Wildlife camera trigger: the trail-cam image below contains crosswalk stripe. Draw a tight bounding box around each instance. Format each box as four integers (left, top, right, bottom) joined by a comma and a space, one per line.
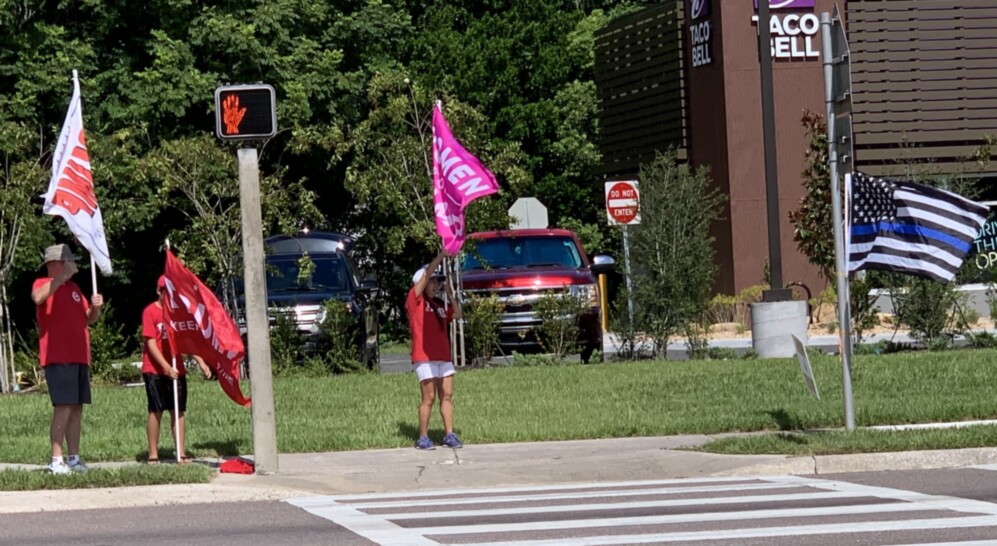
350, 482, 799, 510
410, 501, 931, 535
771, 475, 997, 516
319, 477, 763, 503
285, 500, 438, 546
381, 491, 865, 520
459, 515, 997, 546
884, 542, 997, 546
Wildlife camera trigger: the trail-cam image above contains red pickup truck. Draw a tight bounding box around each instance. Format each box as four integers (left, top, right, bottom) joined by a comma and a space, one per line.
460, 228, 615, 362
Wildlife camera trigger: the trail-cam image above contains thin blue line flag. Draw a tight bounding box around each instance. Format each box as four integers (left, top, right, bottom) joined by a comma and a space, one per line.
847, 172, 988, 283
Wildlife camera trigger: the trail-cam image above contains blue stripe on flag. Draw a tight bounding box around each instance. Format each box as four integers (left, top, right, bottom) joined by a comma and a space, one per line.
851, 222, 972, 253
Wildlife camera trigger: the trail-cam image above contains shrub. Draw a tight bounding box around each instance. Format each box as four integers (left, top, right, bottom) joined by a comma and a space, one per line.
461, 293, 502, 366
629, 150, 726, 357
511, 352, 562, 367
89, 304, 129, 382
268, 310, 310, 376
317, 299, 365, 374
707, 294, 738, 324
610, 285, 649, 361
706, 347, 739, 360
685, 322, 709, 360
534, 289, 588, 361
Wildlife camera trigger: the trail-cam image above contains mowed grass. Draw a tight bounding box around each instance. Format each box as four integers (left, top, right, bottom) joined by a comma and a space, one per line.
0, 464, 213, 491
698, 426, 997, 456
3, 349, 997, 464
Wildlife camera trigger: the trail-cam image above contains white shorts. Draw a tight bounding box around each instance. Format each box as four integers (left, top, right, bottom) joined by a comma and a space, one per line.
414, 361, 456, 382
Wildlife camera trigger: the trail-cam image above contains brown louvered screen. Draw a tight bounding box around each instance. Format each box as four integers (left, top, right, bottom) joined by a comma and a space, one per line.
594, 2, 687, 179
849, 0, 997, 176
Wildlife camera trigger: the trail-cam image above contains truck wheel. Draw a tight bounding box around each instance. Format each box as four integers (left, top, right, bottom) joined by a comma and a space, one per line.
580, 344, 602, 364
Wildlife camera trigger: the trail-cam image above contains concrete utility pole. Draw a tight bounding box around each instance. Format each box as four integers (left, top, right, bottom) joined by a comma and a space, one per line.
238, 147, 279, 473
216, 83, 280, 473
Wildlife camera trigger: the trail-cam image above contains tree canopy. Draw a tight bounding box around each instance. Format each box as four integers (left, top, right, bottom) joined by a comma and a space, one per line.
0, 0, 645, 351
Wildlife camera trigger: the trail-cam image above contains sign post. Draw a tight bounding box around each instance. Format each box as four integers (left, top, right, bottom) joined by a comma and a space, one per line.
822, 8, 856, 432
215, 83, 279, 473
606, 181, 641, 324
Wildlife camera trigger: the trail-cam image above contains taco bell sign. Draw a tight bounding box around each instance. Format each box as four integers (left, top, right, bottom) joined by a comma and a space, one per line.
754, 0, 816, 8
688, 0, 713, 67
752, 0, 820, 60
690, 0, 710, 19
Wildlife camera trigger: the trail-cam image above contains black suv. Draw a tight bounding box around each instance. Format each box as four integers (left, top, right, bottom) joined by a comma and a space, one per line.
240, 231, 379, 369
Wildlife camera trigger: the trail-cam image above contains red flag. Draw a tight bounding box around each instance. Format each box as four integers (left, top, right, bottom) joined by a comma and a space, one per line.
162, 249, 250, 407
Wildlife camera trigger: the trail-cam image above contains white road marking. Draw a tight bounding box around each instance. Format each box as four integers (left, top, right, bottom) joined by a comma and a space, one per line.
348, 482, 795, 510
323, 477, 763, 502
410, 502, 931, 536
381, 491, 865, 520
462, 516, 997, 546
285, 499, 440, 546
287, 475, 997, 546
771, 475, 997, 516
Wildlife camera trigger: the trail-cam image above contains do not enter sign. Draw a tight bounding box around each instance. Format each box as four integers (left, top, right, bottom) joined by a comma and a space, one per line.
605, 181, 640, 225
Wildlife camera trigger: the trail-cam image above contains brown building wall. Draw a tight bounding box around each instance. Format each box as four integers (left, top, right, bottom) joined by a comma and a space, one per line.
595, 1, 996, 301
686, 0, 833, 298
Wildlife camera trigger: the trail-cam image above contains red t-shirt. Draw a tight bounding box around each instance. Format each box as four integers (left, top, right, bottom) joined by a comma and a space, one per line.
34, 278, 91, 367
141, 302, 182, 376
406, 287, 454, 363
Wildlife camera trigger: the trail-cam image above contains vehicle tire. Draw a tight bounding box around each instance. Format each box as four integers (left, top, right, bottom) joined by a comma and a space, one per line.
580, 343, 602, 364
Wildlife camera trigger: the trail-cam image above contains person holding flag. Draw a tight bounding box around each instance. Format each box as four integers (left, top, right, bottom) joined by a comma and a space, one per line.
32, 243, 103, 475
407, 250, 464, 450
141, 275, 211, 464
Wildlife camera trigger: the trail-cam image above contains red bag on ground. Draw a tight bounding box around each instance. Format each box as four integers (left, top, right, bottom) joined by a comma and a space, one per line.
219, 457, 255, 474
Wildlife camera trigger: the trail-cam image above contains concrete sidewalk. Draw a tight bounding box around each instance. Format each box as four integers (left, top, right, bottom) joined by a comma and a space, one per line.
3, 434, 997, 514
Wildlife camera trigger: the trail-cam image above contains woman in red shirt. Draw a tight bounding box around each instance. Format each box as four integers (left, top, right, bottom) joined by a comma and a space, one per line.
406, 250, 463, 450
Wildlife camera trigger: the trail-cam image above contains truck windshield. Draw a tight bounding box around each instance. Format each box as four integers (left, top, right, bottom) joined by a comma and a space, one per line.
462, 236, 583, 270
266, 256, 349, 293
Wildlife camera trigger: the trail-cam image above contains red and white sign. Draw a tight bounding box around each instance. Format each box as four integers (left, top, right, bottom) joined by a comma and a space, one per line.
605, 181, 641, 225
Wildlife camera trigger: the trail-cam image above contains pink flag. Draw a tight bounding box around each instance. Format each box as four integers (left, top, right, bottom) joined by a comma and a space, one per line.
42, 70, 112, 275
432, 103, 500, 254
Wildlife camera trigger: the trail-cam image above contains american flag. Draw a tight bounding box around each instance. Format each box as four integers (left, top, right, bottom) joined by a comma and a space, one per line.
848, 172, 987, 283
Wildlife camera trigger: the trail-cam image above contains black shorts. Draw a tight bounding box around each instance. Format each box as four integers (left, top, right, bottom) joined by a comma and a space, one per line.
143, 374, 188, 414
45, 364, 91, 406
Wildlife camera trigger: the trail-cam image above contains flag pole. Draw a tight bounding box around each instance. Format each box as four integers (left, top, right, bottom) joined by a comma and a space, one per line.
822, 12, 856, 431
164, 240, 182, 459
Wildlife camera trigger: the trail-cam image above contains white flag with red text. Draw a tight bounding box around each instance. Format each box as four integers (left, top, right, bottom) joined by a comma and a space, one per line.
42, 70, 112, 275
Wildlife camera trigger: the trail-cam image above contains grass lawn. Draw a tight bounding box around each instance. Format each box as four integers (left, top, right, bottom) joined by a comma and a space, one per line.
3, 349, 997, 464
697, 426, 997, 456
0, 464, 214, 491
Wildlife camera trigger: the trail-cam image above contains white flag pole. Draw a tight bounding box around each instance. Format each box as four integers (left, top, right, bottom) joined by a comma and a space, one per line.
90, 255, 97, 296
172, 354, 182, 461
163, 239, 182, 460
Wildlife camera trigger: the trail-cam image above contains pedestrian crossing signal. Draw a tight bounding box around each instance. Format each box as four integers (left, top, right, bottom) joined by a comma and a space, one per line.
214, 84, 277, 141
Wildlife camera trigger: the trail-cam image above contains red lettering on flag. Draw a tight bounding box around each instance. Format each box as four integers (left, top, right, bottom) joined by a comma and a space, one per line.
52, 130, 98, 216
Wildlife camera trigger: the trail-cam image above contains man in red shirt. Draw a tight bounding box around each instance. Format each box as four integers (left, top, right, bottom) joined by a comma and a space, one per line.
141, 276, 211, 464
31, 244, 103, 475
406, 250, 464, 450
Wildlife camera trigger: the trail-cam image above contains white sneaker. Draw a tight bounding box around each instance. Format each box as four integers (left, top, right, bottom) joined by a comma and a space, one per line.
68, 460, 89, 474
49, 460, 71, 475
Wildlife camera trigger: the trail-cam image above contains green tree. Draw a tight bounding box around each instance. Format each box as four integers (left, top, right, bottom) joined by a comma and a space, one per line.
788, 110, 835, 279
0, 121, 49, 391
344, 70, 529, 322
143, 135, 321, 315
630, 150, 726, 357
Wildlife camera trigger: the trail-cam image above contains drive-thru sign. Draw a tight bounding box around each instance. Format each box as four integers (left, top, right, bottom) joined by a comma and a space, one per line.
605, 181, 640, 225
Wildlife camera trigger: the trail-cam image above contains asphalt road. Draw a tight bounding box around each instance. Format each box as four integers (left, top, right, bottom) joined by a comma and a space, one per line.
9, 467, 997, 545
